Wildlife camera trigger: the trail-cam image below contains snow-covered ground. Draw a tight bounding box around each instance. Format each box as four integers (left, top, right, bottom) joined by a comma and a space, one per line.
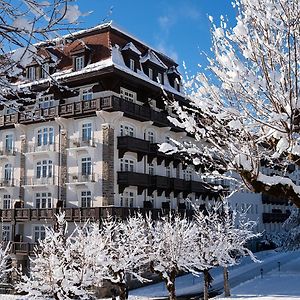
131, 250, 300, 299
1, 250, 300, 299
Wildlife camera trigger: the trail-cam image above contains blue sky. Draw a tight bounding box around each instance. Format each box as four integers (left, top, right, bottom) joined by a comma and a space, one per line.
76, 0, 236, 74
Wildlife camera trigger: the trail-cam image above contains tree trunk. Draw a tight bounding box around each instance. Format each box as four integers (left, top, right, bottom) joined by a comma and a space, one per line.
203, 269, 210, 300
166, 276, 176, 300
223, 266, 230, 297
118, 283, 127, 300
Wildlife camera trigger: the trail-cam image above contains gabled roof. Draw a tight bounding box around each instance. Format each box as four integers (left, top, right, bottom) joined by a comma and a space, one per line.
122, 42, 141, 56
140, 49, 168, 69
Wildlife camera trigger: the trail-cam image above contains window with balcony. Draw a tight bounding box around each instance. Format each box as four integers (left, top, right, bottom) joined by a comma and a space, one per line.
81, 157, 92, 176
35, 192, 52, 209
4, 164, 12, 182
3, 194, 11, 209
166, 166, 172, 177
2, 225, 10, 241
41, 63, 50, 79
120, 124, 135, 137
82, 123, 92, 142
39, 95, 55, 109
120, 158, 134, 172
27, 66, 36, 80
75, 56, 85, 71
183, 169, 192, 181
120, 87, 136, 102
36, 160, 53, 178
147, 130, 155, 143
81, 191, 92, 208
82, 88, 93, 101
5, 134, 13, 153
33, 225, 46, 242
120, 191, 135, 207
37, 127, 54, 147
148, 163, 155, 175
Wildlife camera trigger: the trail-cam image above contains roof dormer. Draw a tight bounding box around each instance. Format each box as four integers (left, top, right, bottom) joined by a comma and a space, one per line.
121, 42, 142, 72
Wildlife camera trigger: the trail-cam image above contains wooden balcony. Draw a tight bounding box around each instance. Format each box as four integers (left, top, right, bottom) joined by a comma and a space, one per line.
118, 136, 150, 161
262, 194, 288, 205
0, 209, 14, 221
0, 94, 181, 131
262, 212, 290, 223
10, 242, 35, 255
117, 171, 151, 194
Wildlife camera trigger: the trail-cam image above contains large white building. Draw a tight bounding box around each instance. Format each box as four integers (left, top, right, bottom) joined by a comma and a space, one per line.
0, 23, 291, 270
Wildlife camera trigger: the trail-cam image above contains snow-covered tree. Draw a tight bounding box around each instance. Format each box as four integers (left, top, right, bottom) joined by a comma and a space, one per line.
148, 213, 203, 300
193, 201, 260, 299
17, 212, 105, 299
0, 242, 12, 283
1, 0, 83, 110
162, 0, 300, 207
102, 214, 152, 300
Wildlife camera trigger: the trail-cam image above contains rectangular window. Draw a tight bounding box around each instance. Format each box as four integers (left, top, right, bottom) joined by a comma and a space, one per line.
82, 123, 92, 141
149, 163, 155, 175
36, 160, 53, 178
75, 56, 85, 71
37, 127, 54, 146
120, 124, 134, 137
82, 88, 93, 101
39, 95, 55, 109
33, 225, 46, 242
81, 191, 91, 208
129, 59, 135, 71
35, 192, 52, 209
157, 72, 163, 83
120, 158, 134, 172
120, 87, 136, 102
2, 225, 10, 241
166, 166, 171, 177
82, 157, 92, 176
27, 66, 36, 80
183, 169, 192, 181
5, 134, 13, 153
148, 68, 153, 80
41, 63, 49, 79
120, 191, 135, 207
3, 194, 11, 209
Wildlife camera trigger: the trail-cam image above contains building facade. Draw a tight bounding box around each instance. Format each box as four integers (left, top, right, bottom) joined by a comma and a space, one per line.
0, 23, 292, 270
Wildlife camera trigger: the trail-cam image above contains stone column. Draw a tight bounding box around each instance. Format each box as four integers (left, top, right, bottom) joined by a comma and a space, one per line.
59, 129, 68, 207
19, 134, 26, 204
102, 124, 115, 206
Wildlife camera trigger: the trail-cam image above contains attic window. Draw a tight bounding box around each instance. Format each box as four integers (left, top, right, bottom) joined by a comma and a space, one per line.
129, 59, 135, 71
75, 56, 85, 71
41, 63, 49, 79
27, 66, 36, 80
157, 72, 163, 84
148, 68, 153, 80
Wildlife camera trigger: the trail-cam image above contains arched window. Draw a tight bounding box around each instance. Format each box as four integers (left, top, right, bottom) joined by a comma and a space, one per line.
146, 130, 155, 143
120, 158, 135, 172
120, 124, 135, 137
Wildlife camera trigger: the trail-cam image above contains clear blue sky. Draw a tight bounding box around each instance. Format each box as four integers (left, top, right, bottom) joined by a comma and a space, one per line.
76, 0, 236, 74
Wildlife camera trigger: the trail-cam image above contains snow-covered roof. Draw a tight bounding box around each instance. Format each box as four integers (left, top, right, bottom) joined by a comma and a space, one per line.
140, 50, 168, 69
122, 42, 141, 56
167, 66, 181, 76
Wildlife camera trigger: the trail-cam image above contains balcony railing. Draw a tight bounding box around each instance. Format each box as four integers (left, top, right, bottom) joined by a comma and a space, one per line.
0, 94, 181, 131
262, 212, 290, 223
0, 148, 16, 156
67, 173, 97, 184
262, 194, 289, 205
118, 136, 150, 160
25, 143, 56, 153
67, 138, 96, 148
0, 178, 19, 188
24, 176, 56, 186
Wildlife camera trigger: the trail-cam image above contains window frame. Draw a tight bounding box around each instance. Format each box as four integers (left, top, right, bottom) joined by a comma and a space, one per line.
35, 192, 52, 209
3, 194, 11, 210
37, 127, 54, 146
148, 68, 153, 80
2, 225, 11, 241
82, 87, 93, 101
75, 55, 85, 71
120, 158, 135, 172
120, 87, 137, 102
81, 157, 92, 176
81, 190, 92, 208
27, 66, 36, 80
129, 59, 135, 71
33, 225, 46, 242
36, 160, 53, 178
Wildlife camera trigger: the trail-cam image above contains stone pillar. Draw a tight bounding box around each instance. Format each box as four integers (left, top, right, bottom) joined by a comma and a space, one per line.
19, 135, 26, 203
102, 124, 115, 206
59, 129, 68, 207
